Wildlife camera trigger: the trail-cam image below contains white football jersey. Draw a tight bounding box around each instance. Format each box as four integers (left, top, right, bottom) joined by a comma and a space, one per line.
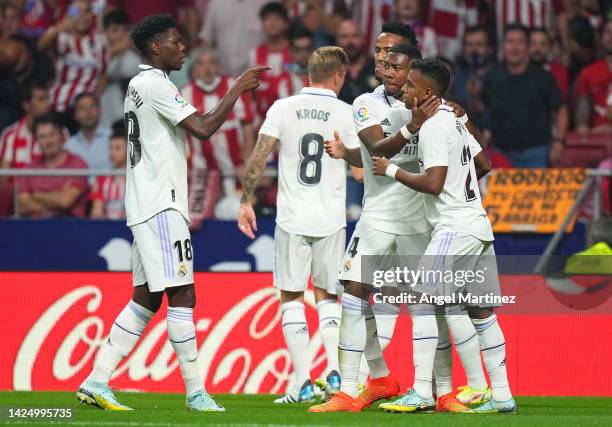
124, 65, 197, 226
418, 105, 493, 241
353, 85, 430, 235
259, 87, 359, 237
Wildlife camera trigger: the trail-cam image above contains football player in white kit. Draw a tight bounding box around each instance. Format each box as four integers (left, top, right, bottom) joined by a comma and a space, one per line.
311, 37, 442, 412
373, 58, 515, 414
237, 47, 359, 404
77, 14, 268, 412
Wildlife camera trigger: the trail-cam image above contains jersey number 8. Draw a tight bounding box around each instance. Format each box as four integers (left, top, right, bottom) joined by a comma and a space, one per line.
298, 133, 324, 185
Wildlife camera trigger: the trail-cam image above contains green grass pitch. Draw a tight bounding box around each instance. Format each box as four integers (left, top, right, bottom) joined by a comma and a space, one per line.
1, 392, 611, 426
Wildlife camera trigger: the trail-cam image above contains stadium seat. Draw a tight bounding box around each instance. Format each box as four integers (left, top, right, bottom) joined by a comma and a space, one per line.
0, 184, 14, 217
561, 132, 612, 168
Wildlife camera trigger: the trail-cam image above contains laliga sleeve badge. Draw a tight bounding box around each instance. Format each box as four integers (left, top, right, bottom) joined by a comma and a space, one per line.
178, 262, 187, 277
356, 106, 369, 122
344, 259, 352, 271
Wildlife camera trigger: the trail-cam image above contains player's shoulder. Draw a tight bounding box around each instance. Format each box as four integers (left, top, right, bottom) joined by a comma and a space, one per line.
129, 66, 171, 89
353, 85, 385, 106
421, 106, 455, 133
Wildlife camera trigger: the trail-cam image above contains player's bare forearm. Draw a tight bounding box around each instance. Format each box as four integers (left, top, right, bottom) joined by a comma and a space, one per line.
240, 134, 277, 204
370, 131, 409, 158
180, 85, 243, 140
344, 147, 363, 167
474, 152, 491, 180
394, 167, 447, 195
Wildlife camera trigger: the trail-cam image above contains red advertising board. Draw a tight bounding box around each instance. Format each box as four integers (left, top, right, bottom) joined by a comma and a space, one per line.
1, 272, 610, 396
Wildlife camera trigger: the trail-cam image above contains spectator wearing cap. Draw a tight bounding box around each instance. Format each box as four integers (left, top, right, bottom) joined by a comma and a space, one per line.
100, 9, 141, 128
481, 24, 567, 167
575, 19, 612, 134
18, 114, 89, 218
65, 93, 112, 170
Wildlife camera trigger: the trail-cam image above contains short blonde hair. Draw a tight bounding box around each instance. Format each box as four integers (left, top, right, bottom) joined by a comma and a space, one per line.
308, 46, 348, 84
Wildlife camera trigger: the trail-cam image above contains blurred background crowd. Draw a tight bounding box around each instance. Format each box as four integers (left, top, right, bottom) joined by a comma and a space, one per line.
0, 0, 611, 223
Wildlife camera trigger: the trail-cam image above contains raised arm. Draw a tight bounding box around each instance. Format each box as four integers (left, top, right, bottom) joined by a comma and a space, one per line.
180, 66, 270, 140
237, 134, 278, 239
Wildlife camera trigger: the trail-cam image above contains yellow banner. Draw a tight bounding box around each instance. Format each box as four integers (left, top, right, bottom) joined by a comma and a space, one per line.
483, 168, 588, 233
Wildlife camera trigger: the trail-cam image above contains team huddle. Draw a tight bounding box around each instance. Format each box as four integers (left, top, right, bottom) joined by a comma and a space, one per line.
76, 13, 513, 414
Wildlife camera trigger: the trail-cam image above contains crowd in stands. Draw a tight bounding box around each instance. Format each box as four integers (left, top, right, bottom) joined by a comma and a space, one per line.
0, 0, 610, 221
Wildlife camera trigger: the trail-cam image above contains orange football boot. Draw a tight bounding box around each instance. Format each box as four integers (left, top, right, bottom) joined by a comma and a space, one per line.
308, 391, 361, 413
355, 374, 400, 410
436, 392, 470, 413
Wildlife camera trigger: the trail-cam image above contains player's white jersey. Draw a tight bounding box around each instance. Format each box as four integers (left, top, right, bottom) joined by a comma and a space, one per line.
124, 65, 197, 227
418, 105, 493, 241
353, 85, 430, 235
259, 87, 360, 237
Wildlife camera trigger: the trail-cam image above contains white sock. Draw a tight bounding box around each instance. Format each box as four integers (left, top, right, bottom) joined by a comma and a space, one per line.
365, 302, 398, 378
445, 314, 487, 390
339, 293, 367, 398
411, 309, 438, 399
372, 301, 398, 352
316, 299, 340, 375
167, 306, 203, 396
472, 314, 512, 401
280, 301, 310, 387
87, 300, 153, 384
433, 315, 453, 396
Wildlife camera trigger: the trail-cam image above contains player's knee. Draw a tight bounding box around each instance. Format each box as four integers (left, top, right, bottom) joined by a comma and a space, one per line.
344, 281, 371, 300
279, 290, 304, 303
167, 284, 196, 308
467, 306, 494, 319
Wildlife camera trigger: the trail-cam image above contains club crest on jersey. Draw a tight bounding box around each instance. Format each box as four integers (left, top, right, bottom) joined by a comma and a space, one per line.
356, 106, 369, 122
174, 93, 187, 106
344, 259, 352, 271
178, 262, 187, 277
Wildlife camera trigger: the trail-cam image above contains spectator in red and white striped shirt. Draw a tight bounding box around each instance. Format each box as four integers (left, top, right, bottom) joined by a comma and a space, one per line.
17, 114, 89, 218
181, 47, 256, 224
90, 131, 126, 219
38, 0, 108, 121
248, 2, 291, 126
0, 83, 52, 178
270, 28, 314, 100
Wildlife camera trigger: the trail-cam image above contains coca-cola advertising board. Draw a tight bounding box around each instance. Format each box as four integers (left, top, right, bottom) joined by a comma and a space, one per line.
1, 272, 611, 396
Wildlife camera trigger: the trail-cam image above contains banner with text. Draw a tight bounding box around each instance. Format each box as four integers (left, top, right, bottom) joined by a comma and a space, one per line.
483, 168, 587, 233
1, 272, 610, 396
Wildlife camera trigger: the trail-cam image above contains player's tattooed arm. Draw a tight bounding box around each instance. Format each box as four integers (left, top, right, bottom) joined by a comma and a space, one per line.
180, 66, 270, 140
238, 134, 277, 239
324, 131, 363, 167
372, 156, 447, 195
240, 134, 278, 204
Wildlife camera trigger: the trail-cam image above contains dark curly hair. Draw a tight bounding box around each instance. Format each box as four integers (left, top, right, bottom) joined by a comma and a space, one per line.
381, 22, 418, 48
409, 58, 451, 96
131, 14, 177, 56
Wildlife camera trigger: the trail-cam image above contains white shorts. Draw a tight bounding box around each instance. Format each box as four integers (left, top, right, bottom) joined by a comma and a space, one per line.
273, 225, 345, 294
131, 209, 194, 292
338, 220, 431, 285
413, 229, 501, 307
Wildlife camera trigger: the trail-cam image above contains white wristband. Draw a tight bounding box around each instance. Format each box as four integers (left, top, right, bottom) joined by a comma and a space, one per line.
459, 113, 469, 124
385, 164, 399, 180
400, 125, 413, 140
